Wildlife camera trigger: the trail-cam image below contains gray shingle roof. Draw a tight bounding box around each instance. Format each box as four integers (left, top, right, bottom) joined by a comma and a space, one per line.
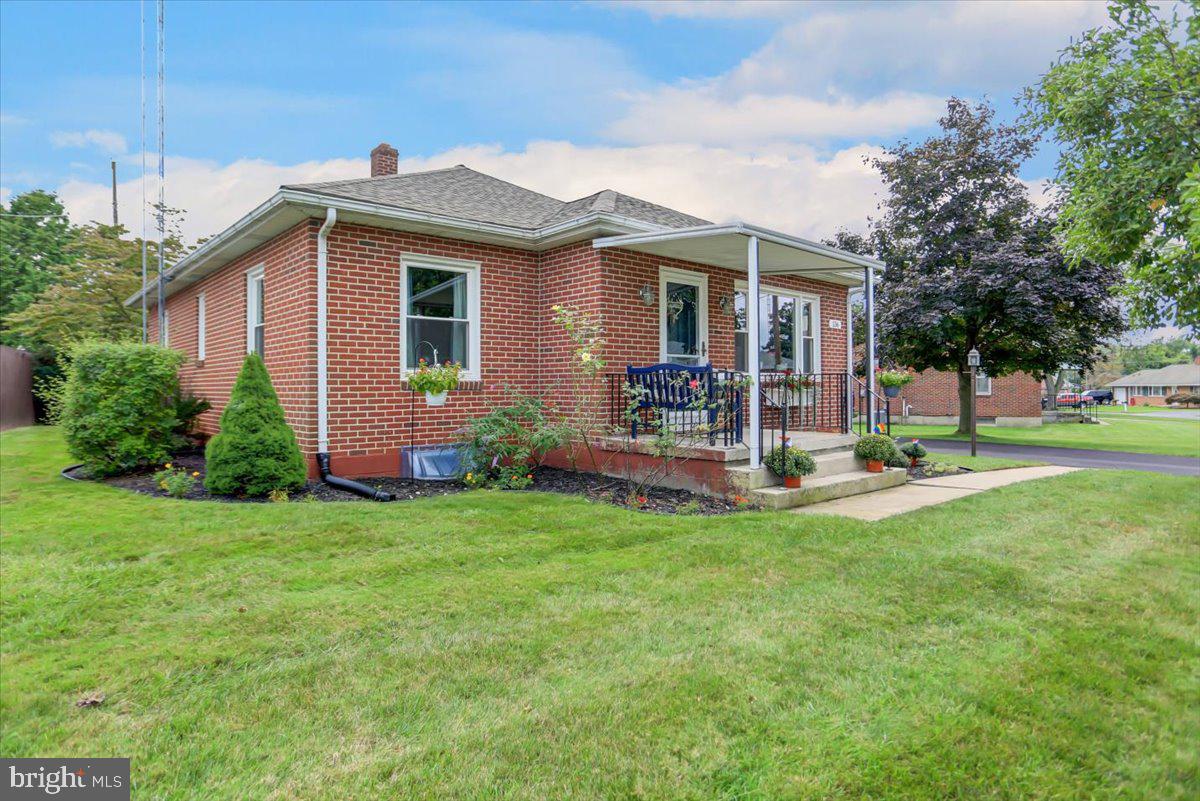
1107, 362, 1200, 387
284, 165, 710, 231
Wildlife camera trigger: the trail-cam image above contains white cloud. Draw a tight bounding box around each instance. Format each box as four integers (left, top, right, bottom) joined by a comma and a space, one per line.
55, 142, 886, 244
0, 113, 32, 128
608, 88, 945, 145
49, 129, 127, 154
0, 186, 11, 206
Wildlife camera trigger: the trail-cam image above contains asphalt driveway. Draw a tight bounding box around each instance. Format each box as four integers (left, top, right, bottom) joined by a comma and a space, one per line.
920, 438, 1200, 477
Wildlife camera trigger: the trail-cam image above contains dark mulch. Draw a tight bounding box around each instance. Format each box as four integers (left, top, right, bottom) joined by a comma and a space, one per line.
528, 467, 747, 515
907, 460, 973, 481
65, 457, 746, 515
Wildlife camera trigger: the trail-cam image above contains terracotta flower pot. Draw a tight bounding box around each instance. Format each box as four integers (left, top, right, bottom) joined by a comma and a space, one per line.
866, 459, 884, 473
909, 457, 919, 468
783, 475, 803, 489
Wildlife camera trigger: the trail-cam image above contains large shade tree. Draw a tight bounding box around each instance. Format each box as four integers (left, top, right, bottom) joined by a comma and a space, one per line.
871, 99, 1125, 433
1023, 0, 1199, 329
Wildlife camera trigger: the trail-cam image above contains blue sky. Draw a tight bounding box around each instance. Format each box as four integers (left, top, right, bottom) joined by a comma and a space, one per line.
1, 0, 1113, 244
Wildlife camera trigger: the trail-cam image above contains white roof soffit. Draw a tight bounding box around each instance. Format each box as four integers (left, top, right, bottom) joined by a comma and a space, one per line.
592, 223, 884, 286
126, 190, 662, 308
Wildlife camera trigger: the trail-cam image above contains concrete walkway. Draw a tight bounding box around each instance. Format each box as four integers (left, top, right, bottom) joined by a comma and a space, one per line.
790, 465, 1079, 521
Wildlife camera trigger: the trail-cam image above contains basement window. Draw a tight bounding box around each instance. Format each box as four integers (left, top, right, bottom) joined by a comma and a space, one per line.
400, 254, 481, 378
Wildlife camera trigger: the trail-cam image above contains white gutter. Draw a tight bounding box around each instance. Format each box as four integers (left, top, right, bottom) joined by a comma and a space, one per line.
317, 207, 336, 453
593, 222, 887, 272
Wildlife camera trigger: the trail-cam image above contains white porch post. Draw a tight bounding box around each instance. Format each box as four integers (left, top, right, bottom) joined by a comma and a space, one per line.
864, 266, 876, 431
846, 289, 855, 431
747, 235, 762, 468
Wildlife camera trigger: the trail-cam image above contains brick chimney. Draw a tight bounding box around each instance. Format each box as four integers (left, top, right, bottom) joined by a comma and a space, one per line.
370, 142, 398, 177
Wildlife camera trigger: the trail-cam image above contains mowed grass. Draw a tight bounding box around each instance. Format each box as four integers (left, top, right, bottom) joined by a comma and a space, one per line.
2, 426, 1198, 800
891, 414, 1200, 457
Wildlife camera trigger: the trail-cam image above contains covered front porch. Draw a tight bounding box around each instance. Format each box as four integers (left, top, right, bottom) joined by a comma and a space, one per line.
593, 223, 889, 468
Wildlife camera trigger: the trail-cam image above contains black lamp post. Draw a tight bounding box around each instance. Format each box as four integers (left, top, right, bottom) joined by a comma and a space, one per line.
967, 348, 980, 457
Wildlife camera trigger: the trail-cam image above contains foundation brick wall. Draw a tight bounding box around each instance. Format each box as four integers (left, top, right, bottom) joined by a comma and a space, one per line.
152, 219, 852, 478
891, 369, 1043, 420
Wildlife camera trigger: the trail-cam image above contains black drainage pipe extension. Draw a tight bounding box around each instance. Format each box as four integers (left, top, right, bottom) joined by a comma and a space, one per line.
317, 453, 393, 501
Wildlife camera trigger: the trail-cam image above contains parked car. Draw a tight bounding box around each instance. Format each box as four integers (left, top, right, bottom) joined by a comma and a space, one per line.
1055, 391, 1084, 408
1082, 389, 1114, 405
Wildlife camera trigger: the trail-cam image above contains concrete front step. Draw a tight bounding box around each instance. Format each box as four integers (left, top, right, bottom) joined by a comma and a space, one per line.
748, 468, 908, 510
726, 448, 862, 491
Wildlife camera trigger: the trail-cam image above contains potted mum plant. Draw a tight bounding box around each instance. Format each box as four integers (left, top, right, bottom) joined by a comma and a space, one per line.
763, 443, 817, 488
878, 370, 914, 398
853, 433, 897, 473
408, 359, 462, 406
899, 439, 927, 468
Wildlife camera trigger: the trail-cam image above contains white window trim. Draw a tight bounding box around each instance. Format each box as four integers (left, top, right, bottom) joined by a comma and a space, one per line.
975, 371, 993, 396
660, 266, 709, 364
734, 280, 822, 373
197, 292, 206, 362
399, 253, 482, 381
162, 308, 169, 348
246, 264, 264, 355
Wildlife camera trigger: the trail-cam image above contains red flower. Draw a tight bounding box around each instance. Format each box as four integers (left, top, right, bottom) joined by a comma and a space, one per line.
636, 495, 647, 505
689, 379, 699, 389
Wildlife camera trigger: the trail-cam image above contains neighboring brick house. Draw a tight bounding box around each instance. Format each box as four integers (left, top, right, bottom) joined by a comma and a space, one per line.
889, 368, 1043, 427
135, 143, 880, 480
1107, 361, 1200, 405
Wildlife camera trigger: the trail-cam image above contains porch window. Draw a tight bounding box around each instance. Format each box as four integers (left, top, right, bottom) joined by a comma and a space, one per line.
734, 289, 817, 373
401, 254, 480, 376
246, 265, 264, 356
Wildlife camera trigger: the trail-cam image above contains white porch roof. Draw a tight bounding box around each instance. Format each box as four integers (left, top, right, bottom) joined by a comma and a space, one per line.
592, 222, 883, 286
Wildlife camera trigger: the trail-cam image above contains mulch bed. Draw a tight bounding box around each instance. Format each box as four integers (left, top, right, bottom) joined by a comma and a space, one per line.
64, 457, 747, 515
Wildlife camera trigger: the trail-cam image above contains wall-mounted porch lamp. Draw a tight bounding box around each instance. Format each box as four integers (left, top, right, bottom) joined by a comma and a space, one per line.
638, 284, 655, 306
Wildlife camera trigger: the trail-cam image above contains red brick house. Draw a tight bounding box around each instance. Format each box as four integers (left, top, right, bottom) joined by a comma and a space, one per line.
133, 143, 888, 500
889, 369, 1043, 427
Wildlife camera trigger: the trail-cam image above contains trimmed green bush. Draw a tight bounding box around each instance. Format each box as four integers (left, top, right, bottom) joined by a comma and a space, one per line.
854, 433, 899, 463
205, 354, 307, 497
60, 341, 185, 477
899, 440, 928, 460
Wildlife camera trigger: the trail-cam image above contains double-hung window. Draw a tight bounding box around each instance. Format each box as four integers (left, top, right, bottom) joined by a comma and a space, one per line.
975, 371, 992, 395
733, 286, 818, 373
197, 292, 207, 361
401, 254, 481, 378
246, 265, 265, 356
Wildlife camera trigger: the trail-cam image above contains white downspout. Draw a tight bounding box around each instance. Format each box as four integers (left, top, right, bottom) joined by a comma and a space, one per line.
747, 235, 762, 469
317, 207, 336, 454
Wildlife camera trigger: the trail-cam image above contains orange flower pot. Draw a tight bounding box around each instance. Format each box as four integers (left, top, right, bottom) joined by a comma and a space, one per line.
866, 460, 884, 473
783, 475, 803, 489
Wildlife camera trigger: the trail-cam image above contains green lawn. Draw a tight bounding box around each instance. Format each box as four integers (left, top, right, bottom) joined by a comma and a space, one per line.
892, 414, 1200, 457
2, 427, 1198, 800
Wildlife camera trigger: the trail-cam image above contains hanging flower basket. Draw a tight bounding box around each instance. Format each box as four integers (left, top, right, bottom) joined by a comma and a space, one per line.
408, 359, 462, 406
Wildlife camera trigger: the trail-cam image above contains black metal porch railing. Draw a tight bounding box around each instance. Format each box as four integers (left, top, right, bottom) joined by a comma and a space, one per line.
606, 368, 746, 446
852, 376, 891, 437
758, 371, 850, 457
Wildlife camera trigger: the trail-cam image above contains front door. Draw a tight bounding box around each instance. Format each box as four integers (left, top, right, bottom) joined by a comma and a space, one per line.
660, 268, 708, 365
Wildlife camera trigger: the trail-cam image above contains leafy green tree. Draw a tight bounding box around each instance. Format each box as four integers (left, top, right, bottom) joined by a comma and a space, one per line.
0, 190, 77, 343
1023, 0, 1200, 329
205, 354, 307, 497
871, 99, 1125, 433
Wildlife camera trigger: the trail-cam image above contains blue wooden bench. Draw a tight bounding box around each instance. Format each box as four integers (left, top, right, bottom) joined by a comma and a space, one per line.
624, 363, 742, 444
